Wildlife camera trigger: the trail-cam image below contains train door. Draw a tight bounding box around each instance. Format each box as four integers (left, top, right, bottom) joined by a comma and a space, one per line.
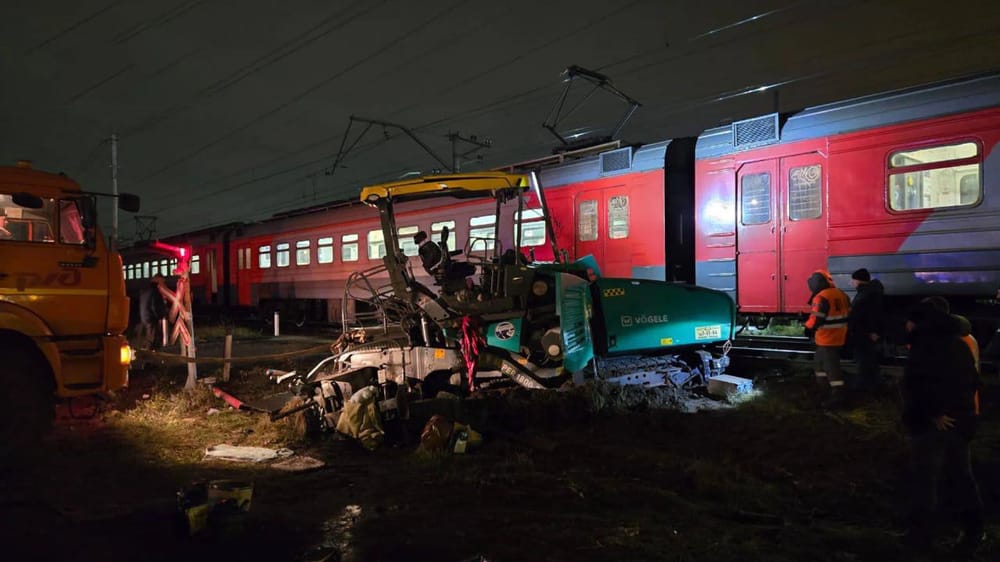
236, 246, 252, 306
779, 154, 826, 313
735, 160, 780, 312
206, 249, 219, 304
574, 185, 632, 277
736, 154, 826, 313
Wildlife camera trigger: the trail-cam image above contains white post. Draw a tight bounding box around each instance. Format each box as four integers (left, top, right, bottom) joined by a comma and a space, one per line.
185, 320, 198, 389
161, 318, 168, 348
110, 134, 118, 251
222, 331, 233, 382
274, 311, 280, 337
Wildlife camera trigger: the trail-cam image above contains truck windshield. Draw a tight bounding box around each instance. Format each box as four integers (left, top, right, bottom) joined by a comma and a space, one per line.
0, 194, 87, 244
0, 193, 56, 242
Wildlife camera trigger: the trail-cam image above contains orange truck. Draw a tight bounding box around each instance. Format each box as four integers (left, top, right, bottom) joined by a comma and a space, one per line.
0, 161, 139, 447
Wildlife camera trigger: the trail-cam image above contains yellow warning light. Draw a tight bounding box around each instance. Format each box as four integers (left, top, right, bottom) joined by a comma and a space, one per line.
120, 344, 133, 365
15, 160, 32, 168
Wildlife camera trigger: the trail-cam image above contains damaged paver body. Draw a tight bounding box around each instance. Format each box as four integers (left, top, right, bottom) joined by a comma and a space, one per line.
245, 172, 740, 432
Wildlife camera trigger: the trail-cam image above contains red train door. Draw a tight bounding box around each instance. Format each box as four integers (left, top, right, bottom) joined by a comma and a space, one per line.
779, 154, 827, 313
736, 160, 780, 312
574, 185, 632, 277
736, 154, 827, 313
237, 246, 252, 306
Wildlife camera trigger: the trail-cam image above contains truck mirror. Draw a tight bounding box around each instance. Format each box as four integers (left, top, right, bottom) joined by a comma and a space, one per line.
12, 192, 44, 209
118, 193, 140, 213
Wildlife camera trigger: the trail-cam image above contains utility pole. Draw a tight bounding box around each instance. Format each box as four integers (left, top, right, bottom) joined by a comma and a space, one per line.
110, 134, 119, 251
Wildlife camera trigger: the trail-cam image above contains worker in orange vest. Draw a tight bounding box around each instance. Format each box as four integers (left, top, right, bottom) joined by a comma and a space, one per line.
804, 270, 851, 407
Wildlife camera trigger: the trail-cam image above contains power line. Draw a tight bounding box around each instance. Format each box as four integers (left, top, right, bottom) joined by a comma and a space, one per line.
130, 0, 467, 186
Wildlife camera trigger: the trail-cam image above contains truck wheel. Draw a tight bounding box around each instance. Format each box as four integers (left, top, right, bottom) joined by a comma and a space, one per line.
0, 349, 55, 458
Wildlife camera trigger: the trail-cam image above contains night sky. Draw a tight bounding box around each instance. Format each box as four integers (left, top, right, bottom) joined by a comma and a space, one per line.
3, 0, 1000, 240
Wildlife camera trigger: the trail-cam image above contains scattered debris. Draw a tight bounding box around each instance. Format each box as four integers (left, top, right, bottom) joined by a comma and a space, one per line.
418, 414, 453, 454
706, 374, 754, 398
272, 456, 326, 472
175, 479, 254, 537
335, 386, 384, 451
417, 415, 482, 455
204, 444, 294, 463
206, 408, 220, 416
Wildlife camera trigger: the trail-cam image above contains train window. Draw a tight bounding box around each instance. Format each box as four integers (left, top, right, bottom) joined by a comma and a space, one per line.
342, 234, 359, 262
578, 200, 598, 241
741, 173, 771, 225
469, 215, 496, 252
276, 243, 290, 267
151, 262, 160, 277
398, 226, 419, 256
888, 142, 981, 211
126, 265, 133, 280
244, 249, 251, 269
431, 221, 457, 252
171, 258, 178, 273
142, 262, 150, 278
259, 246, 271, 268
191, 255, 201, 275
608, 195, 629, 239
237, 248, 244, 270
296, 240, 311, 266
516, 209, 546, 246
318, 237, 334, 264
368, 230, 386, 260
160, 259, 169, 275
788, 165, 822, 220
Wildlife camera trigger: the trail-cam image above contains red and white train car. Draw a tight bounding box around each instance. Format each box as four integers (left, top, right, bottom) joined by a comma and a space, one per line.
694, 73, 1000, 332
123, 72, 1000, 343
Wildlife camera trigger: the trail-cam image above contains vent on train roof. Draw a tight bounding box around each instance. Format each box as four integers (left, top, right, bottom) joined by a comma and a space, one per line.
731, 113, 780, 150
600, 147, 632, 174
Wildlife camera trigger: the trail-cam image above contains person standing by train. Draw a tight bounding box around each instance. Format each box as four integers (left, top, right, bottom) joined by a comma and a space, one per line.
847, 268, 885, 392
804, 270, 851, 407
138, 274, 167, 350
900, 298, 984, 553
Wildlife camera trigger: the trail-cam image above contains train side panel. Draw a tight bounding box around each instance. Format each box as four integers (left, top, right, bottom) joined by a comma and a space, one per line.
827, 107, 1000, 296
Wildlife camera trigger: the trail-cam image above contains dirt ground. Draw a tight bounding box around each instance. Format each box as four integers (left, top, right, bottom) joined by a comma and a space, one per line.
2, 336, 999, 562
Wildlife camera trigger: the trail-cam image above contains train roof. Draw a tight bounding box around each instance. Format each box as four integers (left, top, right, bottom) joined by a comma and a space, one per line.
358, 171, 529, 203
536, 141, 671, 188
696, 72, 1000, 160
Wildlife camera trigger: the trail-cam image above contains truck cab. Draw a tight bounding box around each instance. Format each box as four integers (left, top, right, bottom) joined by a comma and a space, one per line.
0, 161, 137, 449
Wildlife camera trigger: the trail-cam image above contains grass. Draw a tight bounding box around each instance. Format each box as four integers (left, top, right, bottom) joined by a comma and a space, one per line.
100, 365, 308, 466
194, 324, 265, 341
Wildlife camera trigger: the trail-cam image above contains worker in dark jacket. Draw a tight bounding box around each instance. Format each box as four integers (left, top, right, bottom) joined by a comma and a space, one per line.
901, 298, 984, 552
415, 230, 444, 277
847, 268, 885, 391
804, 270, 851, 407
138, 274, 167, 350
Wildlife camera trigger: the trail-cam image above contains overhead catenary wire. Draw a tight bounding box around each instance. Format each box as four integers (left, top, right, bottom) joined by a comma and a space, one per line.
130, 0, 469, 187
132, 2, 997, 234
156, 24, 998, 231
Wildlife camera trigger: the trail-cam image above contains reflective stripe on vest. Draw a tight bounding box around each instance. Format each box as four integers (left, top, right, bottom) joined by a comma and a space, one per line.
812, 288, 850, 346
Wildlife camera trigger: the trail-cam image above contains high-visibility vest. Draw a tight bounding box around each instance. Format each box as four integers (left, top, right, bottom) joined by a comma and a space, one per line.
961, 333, 981, 416
805, 287, 850, 346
